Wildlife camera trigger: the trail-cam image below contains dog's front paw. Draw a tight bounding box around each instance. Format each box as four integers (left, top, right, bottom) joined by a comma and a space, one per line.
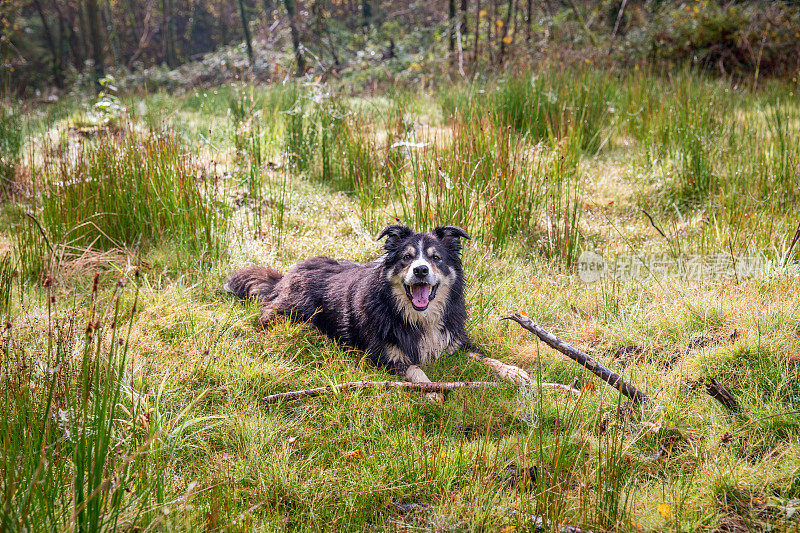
425, 391, 444, 405
496, 363, 531, 385
478, 356, 531, 385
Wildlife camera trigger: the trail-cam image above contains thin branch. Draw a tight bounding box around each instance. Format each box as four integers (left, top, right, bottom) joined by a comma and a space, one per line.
607, 0, 628, 55
263, 380, 501, 404
641, 209, 667, 239
503, 313, 650, 404
262, 380, 581, 404
730, 409, 800, 436
565, 0, 596, 46
24, 212, 53, 253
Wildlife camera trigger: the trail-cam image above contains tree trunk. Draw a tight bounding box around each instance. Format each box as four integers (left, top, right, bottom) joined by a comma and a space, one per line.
489, 0, 495, 65
313, 1, 340, 67
85, 0, 106, 89
448, 0, 456, 55
101, 0, 122, 65
283, 0, 306, 76
77, 1, 92, 65
56, 2, 84, 70
161, 0, 177, 66
525, 0, 532, 43
32, 0, 64, 87
498, 0, 516, 63
125, 0, 141, 45
472, 0, 481, 63
237, 0, 255, 67
361, 0, 371, 25
57, 8, 67, 79
460, 0, 468, 38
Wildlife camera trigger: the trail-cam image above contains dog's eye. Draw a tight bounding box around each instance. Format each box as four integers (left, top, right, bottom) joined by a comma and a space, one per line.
403, 253, 413, 261
432, 254, 441, 262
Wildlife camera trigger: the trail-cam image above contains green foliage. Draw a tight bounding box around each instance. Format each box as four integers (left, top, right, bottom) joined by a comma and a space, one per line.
279, 89, 584, 262
442, 69, 615, 154
229, 84, 298, 237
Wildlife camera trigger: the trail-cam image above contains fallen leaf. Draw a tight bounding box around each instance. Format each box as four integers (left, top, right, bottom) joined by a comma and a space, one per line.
346, 449, 364, 458
658, 503, 672, 519
499, 526, 516, 533
287, 436, 297, 445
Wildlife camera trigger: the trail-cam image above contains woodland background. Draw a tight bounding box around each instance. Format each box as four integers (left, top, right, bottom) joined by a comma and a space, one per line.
4, 0, 800, 94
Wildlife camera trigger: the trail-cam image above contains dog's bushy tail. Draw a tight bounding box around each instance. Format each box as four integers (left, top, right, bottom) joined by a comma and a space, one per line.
223, 266, 283, 300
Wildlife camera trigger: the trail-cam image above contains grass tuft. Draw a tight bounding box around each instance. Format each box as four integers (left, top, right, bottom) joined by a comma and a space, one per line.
15, 124, 229, 277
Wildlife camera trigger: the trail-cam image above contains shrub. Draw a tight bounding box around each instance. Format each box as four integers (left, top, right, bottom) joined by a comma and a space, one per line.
638, 2, 800, 77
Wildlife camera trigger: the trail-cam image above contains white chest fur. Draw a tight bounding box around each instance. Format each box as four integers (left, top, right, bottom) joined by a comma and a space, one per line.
417, 325, 453, 366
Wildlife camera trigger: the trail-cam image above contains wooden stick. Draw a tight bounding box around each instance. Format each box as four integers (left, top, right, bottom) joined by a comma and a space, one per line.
703, 377, 740, 411
262, 380, 581, 404
263, 380, 501, 404
503, 313, 650, 404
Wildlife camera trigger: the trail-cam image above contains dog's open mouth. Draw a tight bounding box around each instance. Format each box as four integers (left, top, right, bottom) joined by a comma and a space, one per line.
404, 283, 438, 311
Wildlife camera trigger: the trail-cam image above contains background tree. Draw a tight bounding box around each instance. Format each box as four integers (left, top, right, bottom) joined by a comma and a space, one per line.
237, 0, 254, 67
86, 0, 106, 87
283, 0, 305, 76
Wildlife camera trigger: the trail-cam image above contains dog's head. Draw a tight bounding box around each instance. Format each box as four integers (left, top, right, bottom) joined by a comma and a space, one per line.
378, 224, 469, 318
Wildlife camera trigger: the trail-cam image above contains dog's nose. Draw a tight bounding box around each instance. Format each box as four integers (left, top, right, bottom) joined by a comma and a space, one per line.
413, 265, 429, 278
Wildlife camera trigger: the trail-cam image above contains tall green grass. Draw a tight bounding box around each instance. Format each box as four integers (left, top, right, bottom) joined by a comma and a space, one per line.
282, 96, 584, 263
626, 73, 733, 206
0, 106, 22, 198
0, 253, 13, 319
16, 124, 229, 277
228, 84, 301, 241
0, 276, 214, 530
442, 69, 615, 154
395, 115, 583, 261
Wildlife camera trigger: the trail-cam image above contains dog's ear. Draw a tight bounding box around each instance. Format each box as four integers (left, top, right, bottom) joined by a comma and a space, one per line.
377, 224, 413, 250
433, 226, 470, 252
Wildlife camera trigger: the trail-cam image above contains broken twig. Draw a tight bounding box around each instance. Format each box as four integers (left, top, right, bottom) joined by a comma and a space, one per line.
703, 377, 740, 411
503, 313, 650, 404
262, 379, 581, 404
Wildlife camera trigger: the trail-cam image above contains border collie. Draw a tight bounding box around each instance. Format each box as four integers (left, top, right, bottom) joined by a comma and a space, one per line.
224, 225, 529, 401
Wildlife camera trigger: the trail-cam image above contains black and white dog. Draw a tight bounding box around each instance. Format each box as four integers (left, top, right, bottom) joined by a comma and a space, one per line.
224, 225, 529, 401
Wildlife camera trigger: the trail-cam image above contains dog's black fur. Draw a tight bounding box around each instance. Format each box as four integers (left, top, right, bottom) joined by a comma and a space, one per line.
224, 225, 482, 374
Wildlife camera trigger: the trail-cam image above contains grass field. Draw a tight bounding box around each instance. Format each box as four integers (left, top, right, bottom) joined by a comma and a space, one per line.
2, 69, 800, 531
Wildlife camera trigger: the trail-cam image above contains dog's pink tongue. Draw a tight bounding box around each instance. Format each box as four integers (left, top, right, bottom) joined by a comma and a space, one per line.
411, 284, 431, 308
